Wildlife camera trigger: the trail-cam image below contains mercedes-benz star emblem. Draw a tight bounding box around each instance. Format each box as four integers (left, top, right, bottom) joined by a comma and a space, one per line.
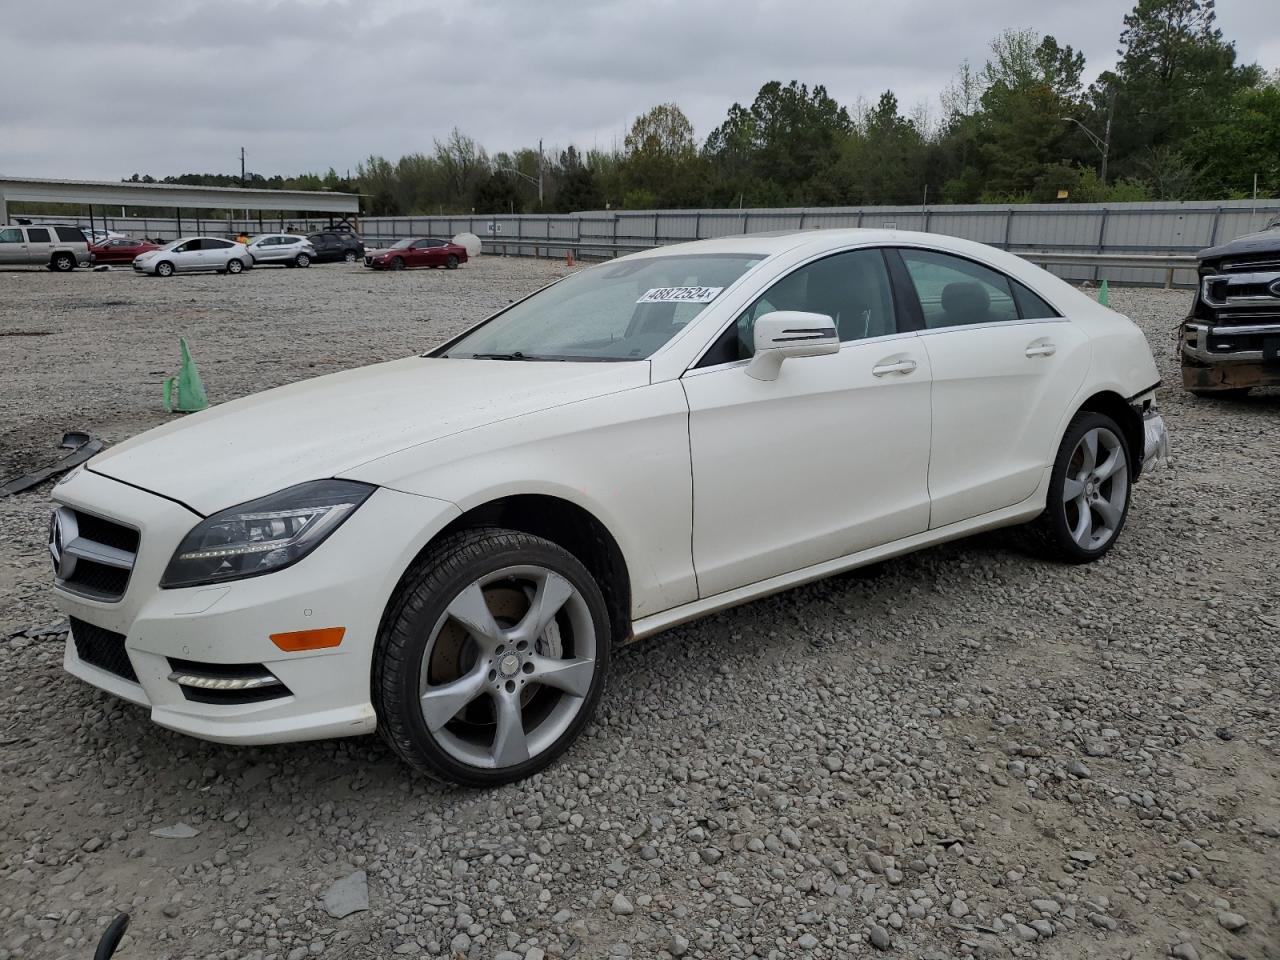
48, 509, 78, 580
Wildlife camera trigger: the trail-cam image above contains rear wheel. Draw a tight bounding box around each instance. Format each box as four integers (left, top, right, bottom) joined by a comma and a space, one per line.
1028, 412, 1132, 563
446, 254, 459, 269
295, 253, 311, 268
374, 528, 610, 786
226, 258, 244, 274
156, 260, 174, 277
51, 252, 75, 272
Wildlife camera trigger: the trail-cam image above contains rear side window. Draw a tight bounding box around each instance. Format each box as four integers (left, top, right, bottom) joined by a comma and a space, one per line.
207, 239, 233, 249
26, 228, 51, 242
898, 249, 1020, 328
1011, 281, 1059, 318
54, 226, 87, 243
0, 228, 22, 243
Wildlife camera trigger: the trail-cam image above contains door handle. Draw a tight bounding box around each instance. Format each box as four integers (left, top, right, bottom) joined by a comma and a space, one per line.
1025, 342, 1057, 358
872, 359, 918, 377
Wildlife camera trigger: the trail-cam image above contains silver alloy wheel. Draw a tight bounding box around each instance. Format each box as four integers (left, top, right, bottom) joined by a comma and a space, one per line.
1063, 426, 1128, 550
227, 258, 243, 274
344, 250, 357, 262
297, 254, 310, 267
418, 565, 597, 770
157, 261, 173, 277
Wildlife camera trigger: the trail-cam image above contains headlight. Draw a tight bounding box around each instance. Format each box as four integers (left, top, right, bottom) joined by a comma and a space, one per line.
160, 479, 374, 588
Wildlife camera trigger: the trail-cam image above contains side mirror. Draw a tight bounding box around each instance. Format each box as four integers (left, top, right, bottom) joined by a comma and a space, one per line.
746, 311, 840, 381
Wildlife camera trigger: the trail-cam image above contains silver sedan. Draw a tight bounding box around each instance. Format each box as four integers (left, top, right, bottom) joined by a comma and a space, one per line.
133, 237, 251, 277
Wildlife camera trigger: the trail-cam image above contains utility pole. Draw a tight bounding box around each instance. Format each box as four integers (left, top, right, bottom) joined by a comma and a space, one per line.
1100, 92, 1115, 186
240, 147, 246, 187
537, 138, 544, 209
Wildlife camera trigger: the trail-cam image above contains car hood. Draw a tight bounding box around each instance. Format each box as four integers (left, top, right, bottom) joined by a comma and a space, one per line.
1198, 227, 1280, 262
89, 357, 650, 514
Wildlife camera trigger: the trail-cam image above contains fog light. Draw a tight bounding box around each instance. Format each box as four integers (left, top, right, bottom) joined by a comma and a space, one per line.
168, 669, 280, 690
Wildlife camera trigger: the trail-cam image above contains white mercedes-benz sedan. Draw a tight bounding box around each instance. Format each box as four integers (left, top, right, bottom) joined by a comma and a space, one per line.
51, 229, 1168, 785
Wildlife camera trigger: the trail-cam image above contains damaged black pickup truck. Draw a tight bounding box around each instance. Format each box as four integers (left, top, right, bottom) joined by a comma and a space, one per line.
1180, 215, 1280, 396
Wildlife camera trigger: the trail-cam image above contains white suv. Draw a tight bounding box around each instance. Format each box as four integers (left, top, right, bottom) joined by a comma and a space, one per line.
0, 223, 90, 271
245, 234, 316, 268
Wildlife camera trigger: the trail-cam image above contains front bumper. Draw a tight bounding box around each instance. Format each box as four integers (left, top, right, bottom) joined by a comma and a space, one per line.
51, 467, 459, 745
1142, 409, 1169, 472
1180, 319, 1280, 390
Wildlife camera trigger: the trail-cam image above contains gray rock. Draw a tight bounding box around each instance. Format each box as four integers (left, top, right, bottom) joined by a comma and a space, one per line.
149, 823, 200, 839
668, 933, 689, 957
869, 925, 891, 950
1067, 759, 1091, 778
610, 893, 634, 916
322, 871, 370, 919
1217, 911, 1247, 932
797, 933, 819, 950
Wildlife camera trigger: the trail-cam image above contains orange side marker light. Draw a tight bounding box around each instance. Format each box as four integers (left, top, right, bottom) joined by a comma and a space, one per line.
270, 626, 346, 652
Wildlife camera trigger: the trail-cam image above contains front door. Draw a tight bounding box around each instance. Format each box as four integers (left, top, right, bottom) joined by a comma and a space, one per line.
0, 227, 29, 264
683, 248, 933, 597
893, 247, 1091, 527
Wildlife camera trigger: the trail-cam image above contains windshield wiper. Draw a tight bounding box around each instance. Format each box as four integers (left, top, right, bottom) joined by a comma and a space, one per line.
468, 351, 564, 361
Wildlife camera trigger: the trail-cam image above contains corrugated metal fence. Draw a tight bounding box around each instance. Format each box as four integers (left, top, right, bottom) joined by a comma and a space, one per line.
31, 199, 1280, 287
361, 199, 1280, 287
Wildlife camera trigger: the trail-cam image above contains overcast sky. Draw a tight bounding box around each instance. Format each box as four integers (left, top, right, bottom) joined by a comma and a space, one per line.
2, 0, 1278, 181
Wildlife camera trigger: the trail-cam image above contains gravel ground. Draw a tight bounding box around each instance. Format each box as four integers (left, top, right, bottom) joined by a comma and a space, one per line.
1, 261, 1277, 960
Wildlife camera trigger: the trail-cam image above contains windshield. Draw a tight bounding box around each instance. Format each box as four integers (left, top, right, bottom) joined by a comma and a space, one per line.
390, 238, 414, 249
160, 239, 186, 251
444, 253, 763, 361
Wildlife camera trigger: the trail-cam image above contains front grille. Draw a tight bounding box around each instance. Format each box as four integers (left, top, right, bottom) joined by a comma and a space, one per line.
71, 511, 140, 553
1220, 257, 1280, 273
54, 507, 138, 602
364, 255, 373, 266
70, 617, 138, 682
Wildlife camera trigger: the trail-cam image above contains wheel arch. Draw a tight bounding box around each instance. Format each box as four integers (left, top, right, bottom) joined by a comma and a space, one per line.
388, 493, 633, 647
1071, 389, 1144, 479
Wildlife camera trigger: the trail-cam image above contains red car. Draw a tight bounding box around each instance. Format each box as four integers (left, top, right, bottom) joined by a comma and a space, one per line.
365, 237, 468, 270
91, 237, 160, 265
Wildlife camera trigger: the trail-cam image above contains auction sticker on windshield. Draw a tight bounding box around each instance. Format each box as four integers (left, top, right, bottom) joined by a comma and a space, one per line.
637, 286, 724, 304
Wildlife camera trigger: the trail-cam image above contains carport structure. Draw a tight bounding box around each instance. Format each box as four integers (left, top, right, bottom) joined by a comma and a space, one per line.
0, 175, 360, 237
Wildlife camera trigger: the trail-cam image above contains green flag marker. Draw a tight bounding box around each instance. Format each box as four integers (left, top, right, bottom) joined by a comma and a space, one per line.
1097, 279, 1110, 307
163, 337, 209, 413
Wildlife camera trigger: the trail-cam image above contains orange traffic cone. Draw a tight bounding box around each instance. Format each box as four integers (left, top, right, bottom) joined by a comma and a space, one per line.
566, 250, 575, 267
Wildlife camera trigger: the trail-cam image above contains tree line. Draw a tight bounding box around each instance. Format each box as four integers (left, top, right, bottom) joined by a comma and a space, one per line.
125, 0, 1278, 215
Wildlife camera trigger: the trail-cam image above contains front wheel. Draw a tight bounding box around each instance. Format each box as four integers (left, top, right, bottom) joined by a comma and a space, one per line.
226, 258, 244, 274
445, 254, 459, 269
1028, 411, 1132, 563
344, 250, 358, 263
391, 256, 405, 271
374, 528, 611, 786
155, 260, 175, 277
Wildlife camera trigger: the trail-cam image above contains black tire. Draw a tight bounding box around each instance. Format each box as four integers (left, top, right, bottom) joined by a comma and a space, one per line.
155, 260, 175, 277
1027, 411, 1132, 564
391, 256, 405, 271
295, 253, 311, 268
446, 254, 459, 269
51, 252, 76, 272
344, 250, 358, 263
226, 258, 244, 275
374, 527, 611, 787
1190, 387, 1250, 400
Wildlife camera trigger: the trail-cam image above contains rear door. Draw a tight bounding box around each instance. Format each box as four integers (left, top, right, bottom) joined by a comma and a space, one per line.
23, 227, 53, 265
0, 227, 27, 264
892, 246, 1090, 527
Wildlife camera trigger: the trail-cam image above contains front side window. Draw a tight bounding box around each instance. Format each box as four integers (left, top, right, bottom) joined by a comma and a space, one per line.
26, 228, 51, 242
443, 253, 764, 361
700, 249, 899, 366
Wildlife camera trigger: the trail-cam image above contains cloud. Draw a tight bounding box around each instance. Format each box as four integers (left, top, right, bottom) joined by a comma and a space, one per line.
1, 0, 1276, 179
